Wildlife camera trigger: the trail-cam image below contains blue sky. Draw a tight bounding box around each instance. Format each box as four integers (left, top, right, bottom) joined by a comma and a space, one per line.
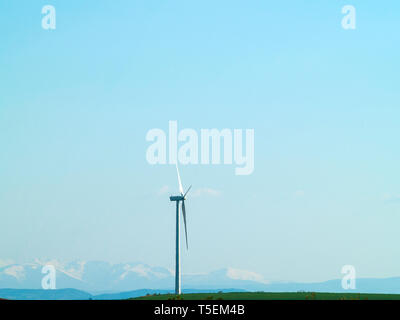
0, 1, 400, 282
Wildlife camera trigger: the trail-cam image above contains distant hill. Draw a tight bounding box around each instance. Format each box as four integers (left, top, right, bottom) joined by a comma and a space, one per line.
0, 288, 245, 300
133, 292, 400, 301
3, 281, 400, 300
0, 288, 92, 300
262, 277, 400, 294
94, 288, 246, 300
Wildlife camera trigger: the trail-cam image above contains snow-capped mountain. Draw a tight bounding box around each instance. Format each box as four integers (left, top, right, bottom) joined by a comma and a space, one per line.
0, 259, 268, 294
3, 259, 400, 295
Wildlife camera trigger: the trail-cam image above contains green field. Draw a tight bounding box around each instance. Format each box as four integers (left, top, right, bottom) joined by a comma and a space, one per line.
132, 292, 400, 300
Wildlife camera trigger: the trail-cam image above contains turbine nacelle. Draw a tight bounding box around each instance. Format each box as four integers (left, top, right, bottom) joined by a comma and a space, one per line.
170, 195, 185, 201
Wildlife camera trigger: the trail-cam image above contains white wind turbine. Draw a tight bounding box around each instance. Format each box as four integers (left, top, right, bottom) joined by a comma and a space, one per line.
169, 164, 191, 295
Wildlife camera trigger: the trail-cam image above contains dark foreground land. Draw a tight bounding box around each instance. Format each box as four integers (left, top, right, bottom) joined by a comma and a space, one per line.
132, 292, 400, 300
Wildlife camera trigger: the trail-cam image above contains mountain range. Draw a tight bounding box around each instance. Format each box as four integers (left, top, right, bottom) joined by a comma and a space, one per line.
0, 259, 267, 294
1, 259, 400, 299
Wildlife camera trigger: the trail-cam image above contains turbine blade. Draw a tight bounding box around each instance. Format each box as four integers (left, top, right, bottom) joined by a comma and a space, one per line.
176, 164, 184, 195
184, 185, 192, 198
182, 200, 188, 250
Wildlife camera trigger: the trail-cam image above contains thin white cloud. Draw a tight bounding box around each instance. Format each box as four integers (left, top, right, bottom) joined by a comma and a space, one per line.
0, 259, 14, 268
382, 193, 400, 202
191, 188, 222, 198
158, 186, 221, 197
158, 185, 170, 195
4, 265, 25, 280
226, 267, 269, 284
294, 190, 305, 197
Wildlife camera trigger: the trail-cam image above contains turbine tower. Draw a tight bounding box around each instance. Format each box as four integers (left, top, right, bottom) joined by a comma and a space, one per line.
169, 164, 191, 295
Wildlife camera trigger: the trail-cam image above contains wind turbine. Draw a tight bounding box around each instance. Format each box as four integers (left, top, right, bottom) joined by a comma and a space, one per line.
169, 164, 191, 295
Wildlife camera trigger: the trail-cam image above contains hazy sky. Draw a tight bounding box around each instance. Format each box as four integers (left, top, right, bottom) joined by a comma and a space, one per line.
1, 1, 400, 282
